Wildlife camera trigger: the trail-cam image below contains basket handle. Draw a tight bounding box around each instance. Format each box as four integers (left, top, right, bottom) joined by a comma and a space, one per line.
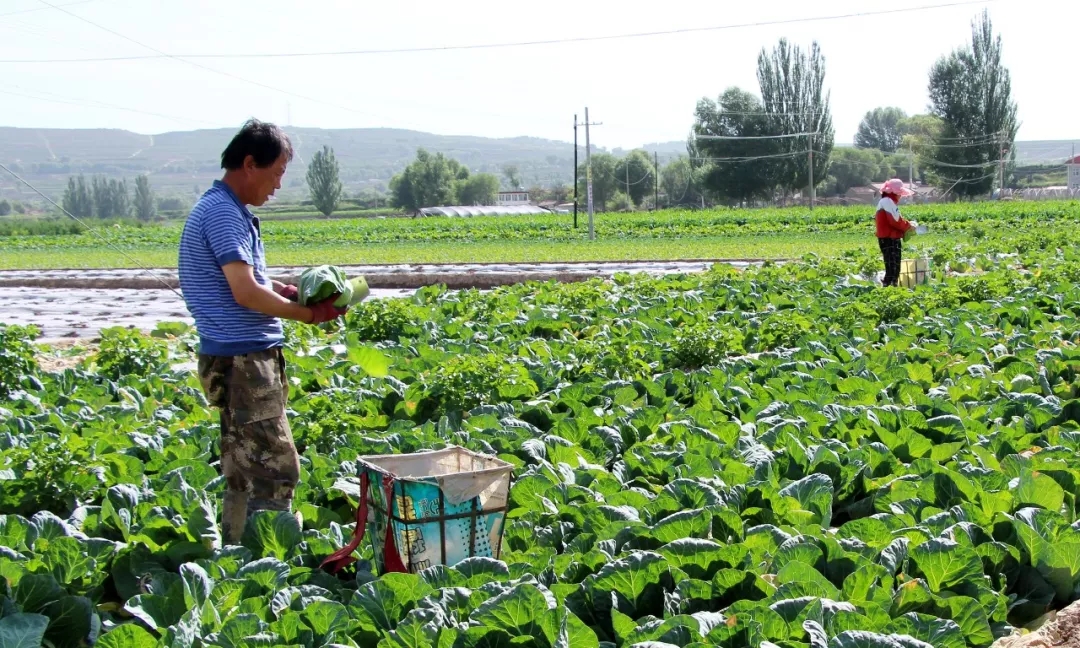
320, 471, 370, 574
379, 475, 409, 573
320, 472, 410, 574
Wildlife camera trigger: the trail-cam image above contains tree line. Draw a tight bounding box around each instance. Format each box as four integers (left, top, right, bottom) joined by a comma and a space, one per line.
686, 9, 1015, 203
50, 11, 1016, 221
61, 174, 156, 220
370, 9, 1018, 212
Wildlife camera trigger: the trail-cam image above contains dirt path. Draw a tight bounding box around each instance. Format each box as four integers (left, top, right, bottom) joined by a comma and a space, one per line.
0, 260, 740, 291
992, 599, 1080, 648
0, 286, 412, 342
1, 261, 741, 341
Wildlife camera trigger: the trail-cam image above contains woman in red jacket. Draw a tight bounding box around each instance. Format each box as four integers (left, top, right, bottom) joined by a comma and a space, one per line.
875, 178, 917, 287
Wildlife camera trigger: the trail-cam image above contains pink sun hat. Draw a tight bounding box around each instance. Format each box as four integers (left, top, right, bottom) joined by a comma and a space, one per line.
881, 178, 914, 197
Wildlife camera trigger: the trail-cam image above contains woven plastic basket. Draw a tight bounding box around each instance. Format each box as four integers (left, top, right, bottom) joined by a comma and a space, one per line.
321, 445, 513, 575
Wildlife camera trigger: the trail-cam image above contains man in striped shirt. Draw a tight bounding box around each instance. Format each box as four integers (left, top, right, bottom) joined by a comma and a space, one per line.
178, 119, 347, 544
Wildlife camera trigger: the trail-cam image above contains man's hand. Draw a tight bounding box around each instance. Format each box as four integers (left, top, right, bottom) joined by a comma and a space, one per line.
273, 282, 299, 302
222, 262, 314, 322
308, 296, 349, 324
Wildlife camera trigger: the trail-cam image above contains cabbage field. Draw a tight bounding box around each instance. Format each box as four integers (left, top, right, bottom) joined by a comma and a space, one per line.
1, 201, 1078, 269
6, 221, 1080, 647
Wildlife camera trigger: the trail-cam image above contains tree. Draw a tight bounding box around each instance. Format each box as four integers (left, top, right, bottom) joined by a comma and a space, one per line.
692, 87, 779, 205
827, 148, 891, 194
0, 200, 10, 216
927, 9, 1018, 196
502, 164, 522, 190
62, 175, 93, 219
354, 187, 388, 209
756, 39, 835, 199
897, 114, 944, 184
607, 190, 633, 212
92, 176, 111, 218
613, 150, 657, 207
576, 153, 619, 212
112, 179, 130, 218
660, 156, 703, 207
389, 149, 459, 213
855, 107, 907, 152
157, 197, 190, 214
527, 184, 572, 204
305, 145, 344, 216
134, 175, 156, 221
456, 173, 500, 205
91, 176, 128, 218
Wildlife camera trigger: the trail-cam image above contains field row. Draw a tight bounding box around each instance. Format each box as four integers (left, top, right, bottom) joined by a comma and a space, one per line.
4, 230, 1080, 646
1, 200, 1077, 269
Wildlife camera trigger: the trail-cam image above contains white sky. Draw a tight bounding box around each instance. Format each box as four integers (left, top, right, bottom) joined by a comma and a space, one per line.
0, 0, 1075, 150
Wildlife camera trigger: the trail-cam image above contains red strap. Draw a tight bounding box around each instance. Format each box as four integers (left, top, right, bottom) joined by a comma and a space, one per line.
319, 472, 369, 574
380, 476, 409, 573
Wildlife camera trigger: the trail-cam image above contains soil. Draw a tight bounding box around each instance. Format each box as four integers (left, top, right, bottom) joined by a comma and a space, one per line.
34, 338, 97, 372
0, 286, 411, 341
0, 260, 740, 341
0, 260, 738, 291
992, 600, 1080, 648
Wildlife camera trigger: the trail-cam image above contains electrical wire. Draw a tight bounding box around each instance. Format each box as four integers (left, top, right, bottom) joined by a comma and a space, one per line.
0, 86, 218, 127
695, 132, 817, 141
0, 0, 995, 64
689, 150, 810, 162
0, 160, 185, 299
0, 0, 95, 18
31, 0, 396, 123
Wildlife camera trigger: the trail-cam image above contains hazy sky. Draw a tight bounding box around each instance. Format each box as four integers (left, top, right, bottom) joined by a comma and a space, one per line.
0, 0, 1075, 150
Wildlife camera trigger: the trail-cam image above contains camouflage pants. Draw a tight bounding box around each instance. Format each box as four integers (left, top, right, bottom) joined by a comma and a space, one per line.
197, 347, 301, 544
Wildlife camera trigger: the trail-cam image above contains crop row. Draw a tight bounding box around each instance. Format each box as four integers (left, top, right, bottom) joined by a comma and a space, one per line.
4, 233, 1080, 646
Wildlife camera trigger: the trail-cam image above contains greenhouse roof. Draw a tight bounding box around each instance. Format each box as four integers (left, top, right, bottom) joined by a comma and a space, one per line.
418, 205, 552, 218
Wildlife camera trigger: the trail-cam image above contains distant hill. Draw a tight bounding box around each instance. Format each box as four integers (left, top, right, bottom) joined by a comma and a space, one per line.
0, 126, 588, 202
1013, 140, 1080, 165
0, 126, 1075, 203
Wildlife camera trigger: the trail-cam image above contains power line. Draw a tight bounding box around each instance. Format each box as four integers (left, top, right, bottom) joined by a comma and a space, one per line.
705, 111, 823, 117
930, 130, 1006, 142
928, 138, 1004, 149
826, 154, 999, 170
0, 0, 995, 64
0, 86, 218, 127
695, 132, 817, 141
0, 160, 184, 298
690, 150, 810, 162
0, 0, 95, 18
33, 0, 395, 123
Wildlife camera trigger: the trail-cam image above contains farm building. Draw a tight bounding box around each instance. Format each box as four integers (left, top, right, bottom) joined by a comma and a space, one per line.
1069, 155, 1080, 192
496, 190, 530, 206
418, 205, 552, 217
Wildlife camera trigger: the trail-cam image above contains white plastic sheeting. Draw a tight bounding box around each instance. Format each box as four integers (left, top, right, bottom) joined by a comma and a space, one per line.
418, 205, 553, 218
358, 446, 512, 507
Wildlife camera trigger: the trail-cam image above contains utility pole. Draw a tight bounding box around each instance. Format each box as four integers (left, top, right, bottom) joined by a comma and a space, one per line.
625, 157, 630, 205
654, 151, 659, 211
573, 114, 578, 229
583, 107, 602, 240
999, 135, 1006, 200
808, 132, 814, 211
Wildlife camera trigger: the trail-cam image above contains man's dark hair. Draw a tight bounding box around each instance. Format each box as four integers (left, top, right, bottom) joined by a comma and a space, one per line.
220, 118, 294, 170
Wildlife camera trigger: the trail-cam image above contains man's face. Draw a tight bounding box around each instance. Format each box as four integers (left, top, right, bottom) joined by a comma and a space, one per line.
246, 154, 288, 206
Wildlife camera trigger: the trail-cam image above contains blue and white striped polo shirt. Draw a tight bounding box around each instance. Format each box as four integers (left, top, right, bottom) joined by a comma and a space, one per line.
178, 180, 283, 356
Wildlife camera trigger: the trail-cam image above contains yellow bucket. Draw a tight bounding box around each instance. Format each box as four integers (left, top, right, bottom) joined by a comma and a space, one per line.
899, 257, 930, 288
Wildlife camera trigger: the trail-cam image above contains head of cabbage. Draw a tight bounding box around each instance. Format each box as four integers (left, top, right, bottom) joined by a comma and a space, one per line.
297, 265, 370, 307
